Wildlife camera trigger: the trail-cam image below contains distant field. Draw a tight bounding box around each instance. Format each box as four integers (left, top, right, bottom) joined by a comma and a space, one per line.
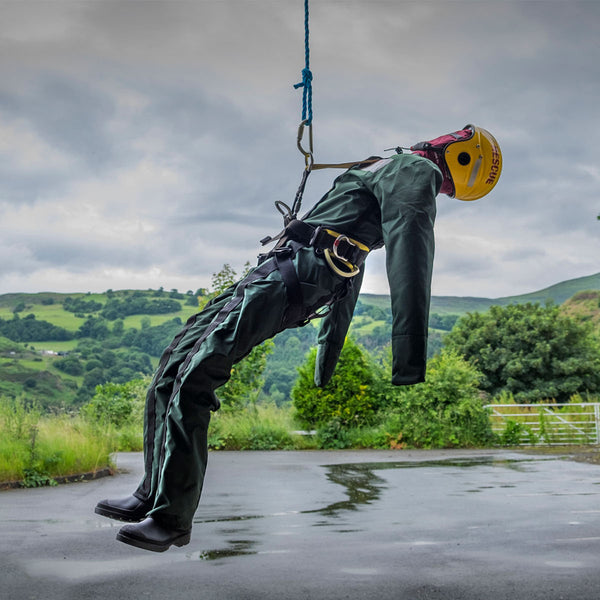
28, 340, 79, 352
350, 315, 386, 336
0, 292, 201, 333
121, 309, 199, 330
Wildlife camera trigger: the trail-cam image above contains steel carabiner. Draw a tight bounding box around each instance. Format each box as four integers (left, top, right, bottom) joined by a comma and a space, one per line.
296, 119, 314, 170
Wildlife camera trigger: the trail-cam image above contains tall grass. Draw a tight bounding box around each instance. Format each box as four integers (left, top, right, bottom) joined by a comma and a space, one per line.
29, 417, 115, 479
209, 403, 316, 450
0, 396, 115, 485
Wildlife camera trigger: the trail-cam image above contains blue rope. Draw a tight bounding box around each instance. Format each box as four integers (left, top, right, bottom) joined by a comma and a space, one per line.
293, 0, 313, 125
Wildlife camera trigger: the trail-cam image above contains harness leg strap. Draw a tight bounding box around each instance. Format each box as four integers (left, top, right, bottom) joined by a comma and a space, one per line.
274, 246, 305, 327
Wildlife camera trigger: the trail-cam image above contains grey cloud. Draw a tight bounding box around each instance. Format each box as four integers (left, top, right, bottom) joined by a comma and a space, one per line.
501, 247, 547, 263
1, 232, 152, 273
0, 74, 116, 170
1, 1, 599, 297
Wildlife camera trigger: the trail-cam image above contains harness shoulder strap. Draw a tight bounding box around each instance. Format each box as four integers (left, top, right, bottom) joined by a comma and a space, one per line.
312, 157, 382, 170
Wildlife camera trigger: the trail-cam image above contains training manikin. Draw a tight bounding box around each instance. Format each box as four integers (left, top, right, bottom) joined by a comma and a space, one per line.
95, 125, 502, 552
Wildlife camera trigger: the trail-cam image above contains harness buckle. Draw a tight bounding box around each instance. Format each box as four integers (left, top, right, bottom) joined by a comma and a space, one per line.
332, 235, 355, 262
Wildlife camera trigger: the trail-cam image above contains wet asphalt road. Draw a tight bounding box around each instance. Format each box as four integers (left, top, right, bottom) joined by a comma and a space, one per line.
1, 449, 600, 600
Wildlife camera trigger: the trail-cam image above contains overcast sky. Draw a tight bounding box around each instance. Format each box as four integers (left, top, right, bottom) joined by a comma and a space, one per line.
1, 0, 598, 299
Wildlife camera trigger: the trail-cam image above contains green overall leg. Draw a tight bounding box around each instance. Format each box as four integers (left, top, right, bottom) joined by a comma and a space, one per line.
134, 288, 234, 503
148, 265, 288, 529
145, 247, 346, 530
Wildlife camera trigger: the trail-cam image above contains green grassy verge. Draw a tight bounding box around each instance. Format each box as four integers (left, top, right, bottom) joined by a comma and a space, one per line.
208, 404, 317, 451
0, 398, 114, 485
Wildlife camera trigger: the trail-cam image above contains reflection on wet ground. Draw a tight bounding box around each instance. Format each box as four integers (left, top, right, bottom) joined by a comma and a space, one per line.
306, 456, 543, 515
187, 539, 257, 561
191, 455, 548, 560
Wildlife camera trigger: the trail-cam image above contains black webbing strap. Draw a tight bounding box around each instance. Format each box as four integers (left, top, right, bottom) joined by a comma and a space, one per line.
273, 243, 305, 327
284, 219, 369, 267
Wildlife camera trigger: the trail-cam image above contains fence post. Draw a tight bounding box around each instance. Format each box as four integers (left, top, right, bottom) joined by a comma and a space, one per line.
595, 404, 600, 445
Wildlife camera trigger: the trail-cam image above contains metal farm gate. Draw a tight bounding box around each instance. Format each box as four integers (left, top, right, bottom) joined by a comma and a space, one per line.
485, 403, 600, 446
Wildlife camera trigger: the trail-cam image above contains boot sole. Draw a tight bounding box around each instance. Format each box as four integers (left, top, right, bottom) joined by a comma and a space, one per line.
116, 529, 191, 553
94, 504, 149, 523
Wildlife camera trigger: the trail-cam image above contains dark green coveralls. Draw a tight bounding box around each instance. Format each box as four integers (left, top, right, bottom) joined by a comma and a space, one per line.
133, 152, 442, 530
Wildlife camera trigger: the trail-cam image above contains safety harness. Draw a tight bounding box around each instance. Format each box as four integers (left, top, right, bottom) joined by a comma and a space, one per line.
259, 217, 371, 328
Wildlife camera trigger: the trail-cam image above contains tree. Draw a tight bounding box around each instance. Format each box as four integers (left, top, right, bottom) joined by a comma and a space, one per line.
77, 316, 110, 340
292, 337, 383, 427
124, 318, 183, 356
13, 302, 26, 314
112, 319, 125, 337
185, 294, 199, 307
218, 340, 274, 410
262, 328, 318, 401
54, 355, 84, 376
0, 314, 73, 342
210, 263, 238, 297
63, 297, 102, 313
444, 303, 600, 403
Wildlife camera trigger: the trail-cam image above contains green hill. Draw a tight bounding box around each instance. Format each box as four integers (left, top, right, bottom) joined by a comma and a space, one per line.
562, 290, 600, 330
361, 272, 600, 315
1, 273, 599, 410
0, 288, 204, 409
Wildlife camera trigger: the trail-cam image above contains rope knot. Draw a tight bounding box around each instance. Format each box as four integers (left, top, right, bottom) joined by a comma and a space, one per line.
293, 67, 313, 89
294, 67, 313, 125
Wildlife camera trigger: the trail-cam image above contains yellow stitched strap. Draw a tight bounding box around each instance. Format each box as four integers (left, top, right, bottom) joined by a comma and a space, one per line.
323, 229, 370, 252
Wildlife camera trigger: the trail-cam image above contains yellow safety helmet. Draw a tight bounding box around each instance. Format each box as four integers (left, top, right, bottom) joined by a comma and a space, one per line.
445, 125, 502, 201
411, 124, 503, 201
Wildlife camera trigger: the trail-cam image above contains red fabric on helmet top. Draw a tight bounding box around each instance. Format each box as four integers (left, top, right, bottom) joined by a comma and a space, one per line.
419, 127, 473, 150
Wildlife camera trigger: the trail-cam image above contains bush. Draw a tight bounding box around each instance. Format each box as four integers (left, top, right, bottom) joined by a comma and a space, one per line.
81, 378, 147, 428
79, 379, 149, 451
379, 349, 492, 448
292, 337, 383, 428
0, 396, 114, 484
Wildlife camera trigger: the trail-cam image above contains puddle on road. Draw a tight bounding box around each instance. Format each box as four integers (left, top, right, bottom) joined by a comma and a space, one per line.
193, 457, 541, 528
23, 455, 592, 574
305, 456, 538, 517
188, 456, 542, 561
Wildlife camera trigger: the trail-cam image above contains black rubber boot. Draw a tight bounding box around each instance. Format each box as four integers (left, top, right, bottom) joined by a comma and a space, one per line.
95, 495, 153, 523
116, 517, 191, 552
